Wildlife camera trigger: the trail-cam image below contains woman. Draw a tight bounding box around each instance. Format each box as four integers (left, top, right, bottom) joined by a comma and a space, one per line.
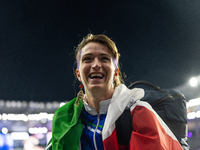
46, 34, 183, 150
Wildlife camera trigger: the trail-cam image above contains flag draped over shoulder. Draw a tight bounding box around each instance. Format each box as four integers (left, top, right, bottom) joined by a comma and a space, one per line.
102, 84, 183, 150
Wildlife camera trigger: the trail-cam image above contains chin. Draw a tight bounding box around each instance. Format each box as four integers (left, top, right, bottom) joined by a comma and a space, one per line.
90, 85, 103, 89
89, 84, 113, 91
88, 84, 105, 89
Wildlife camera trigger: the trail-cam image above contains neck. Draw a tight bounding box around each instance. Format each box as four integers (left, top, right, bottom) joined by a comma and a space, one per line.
85, 88, 114, 113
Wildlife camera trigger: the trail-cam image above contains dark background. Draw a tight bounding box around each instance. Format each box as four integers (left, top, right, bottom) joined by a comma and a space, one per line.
1, 0, 200, 101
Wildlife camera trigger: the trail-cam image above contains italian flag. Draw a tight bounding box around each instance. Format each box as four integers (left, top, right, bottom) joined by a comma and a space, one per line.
46, 84, 183, 150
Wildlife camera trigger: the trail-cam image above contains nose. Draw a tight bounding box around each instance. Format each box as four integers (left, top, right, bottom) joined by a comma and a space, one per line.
92, 58, 101, 70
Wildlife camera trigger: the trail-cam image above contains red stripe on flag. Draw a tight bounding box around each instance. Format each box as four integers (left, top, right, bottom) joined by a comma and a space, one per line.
103, 128, 120, 150
103, 105, 183, 150
130, 105, 183, 150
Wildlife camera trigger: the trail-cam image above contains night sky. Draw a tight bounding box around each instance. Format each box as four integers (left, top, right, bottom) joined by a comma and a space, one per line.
1, 0, 200, 101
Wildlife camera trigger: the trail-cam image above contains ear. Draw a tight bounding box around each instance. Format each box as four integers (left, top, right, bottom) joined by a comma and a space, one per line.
76, 69, 81, 81
113, 68, 119, 81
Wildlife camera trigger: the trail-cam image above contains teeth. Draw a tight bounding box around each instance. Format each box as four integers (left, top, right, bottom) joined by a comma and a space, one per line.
90, 74, 103, 78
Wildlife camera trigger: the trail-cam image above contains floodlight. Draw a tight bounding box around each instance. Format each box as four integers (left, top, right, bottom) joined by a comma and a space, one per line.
2, 127, 8, 134
189, 77, 198, 87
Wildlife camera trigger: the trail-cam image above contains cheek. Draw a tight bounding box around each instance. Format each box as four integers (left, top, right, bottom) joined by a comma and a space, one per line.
106, 66, 115, 79
79, 65, 89, 79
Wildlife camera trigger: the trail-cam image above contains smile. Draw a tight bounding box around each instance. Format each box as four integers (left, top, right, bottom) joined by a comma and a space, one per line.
89, 73, 104, 79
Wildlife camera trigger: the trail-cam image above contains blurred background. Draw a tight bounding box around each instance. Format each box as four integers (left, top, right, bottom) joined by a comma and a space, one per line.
1, 0, 200, 149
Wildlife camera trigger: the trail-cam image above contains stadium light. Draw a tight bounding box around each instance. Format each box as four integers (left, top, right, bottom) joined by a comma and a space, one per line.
2, 127, 8, 134
11, 132, 29, 140
187, 97, 200, 108
60, 102, 66, 107
189, 77, 198, 87
189, 75, 200, 87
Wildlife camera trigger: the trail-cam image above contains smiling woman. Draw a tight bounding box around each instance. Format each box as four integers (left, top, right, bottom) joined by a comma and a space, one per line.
75, 42, 120, 112
46, 34, 183, 150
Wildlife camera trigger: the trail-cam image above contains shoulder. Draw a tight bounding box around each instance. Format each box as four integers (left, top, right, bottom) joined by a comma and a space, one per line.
129, 100, 158, 119
53, 97, 83, 120
130, 100, 151, 111
129, 100, 169, 133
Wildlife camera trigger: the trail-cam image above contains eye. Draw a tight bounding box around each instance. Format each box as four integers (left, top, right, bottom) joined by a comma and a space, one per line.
102, 57, 110, 61
82, 57, 92, 62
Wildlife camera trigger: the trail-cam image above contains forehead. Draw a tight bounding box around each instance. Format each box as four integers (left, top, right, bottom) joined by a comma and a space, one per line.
81, 42, 111, 56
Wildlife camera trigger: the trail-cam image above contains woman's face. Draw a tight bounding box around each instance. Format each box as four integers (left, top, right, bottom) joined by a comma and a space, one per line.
76, 42, 119, 93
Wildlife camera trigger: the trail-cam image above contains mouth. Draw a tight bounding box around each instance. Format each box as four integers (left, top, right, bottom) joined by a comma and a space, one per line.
89, 73, 104, 79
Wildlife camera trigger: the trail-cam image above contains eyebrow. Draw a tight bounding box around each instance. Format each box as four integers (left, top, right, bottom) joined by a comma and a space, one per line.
82, 53, 111, 57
